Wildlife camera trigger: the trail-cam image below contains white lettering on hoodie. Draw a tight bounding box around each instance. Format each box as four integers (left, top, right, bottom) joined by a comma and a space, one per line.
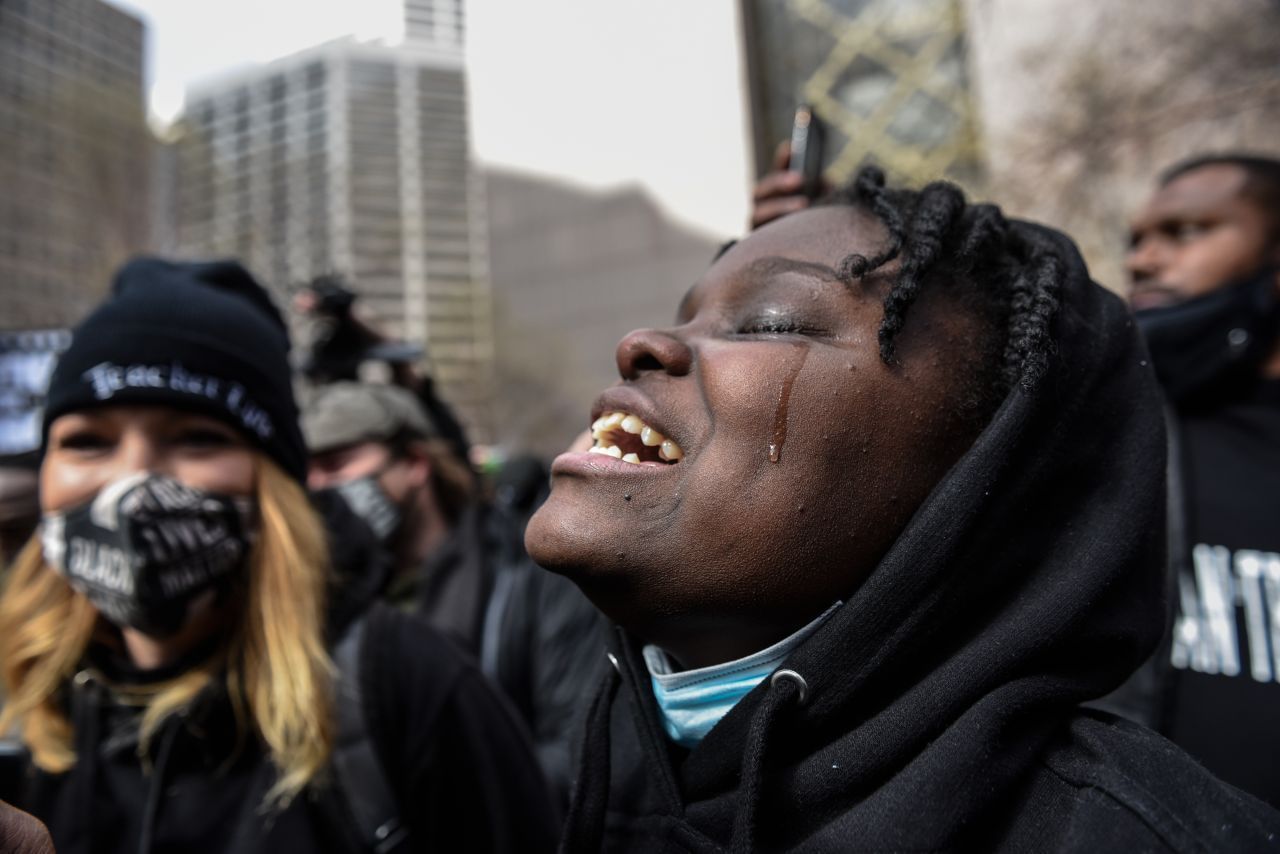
1171, 545, 1280, 683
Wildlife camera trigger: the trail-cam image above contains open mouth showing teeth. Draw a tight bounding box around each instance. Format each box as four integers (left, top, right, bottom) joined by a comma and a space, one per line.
589, 411, 684, 465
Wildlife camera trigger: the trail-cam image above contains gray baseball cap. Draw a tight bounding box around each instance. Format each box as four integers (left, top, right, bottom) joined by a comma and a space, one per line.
302, 381, 437, 454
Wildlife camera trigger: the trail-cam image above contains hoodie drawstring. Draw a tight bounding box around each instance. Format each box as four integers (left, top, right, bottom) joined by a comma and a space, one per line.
135, 715, 181, 854
730, 669, 808, 854
69, 669, 185, 854
561, 656, 621, 854
67, 670, 103, 854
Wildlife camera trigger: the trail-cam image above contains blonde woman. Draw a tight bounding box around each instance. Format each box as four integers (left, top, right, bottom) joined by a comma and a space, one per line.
0, 259, 557, 854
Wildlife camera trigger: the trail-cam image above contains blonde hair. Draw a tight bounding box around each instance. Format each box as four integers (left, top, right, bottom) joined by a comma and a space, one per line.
0, 458, 334, 807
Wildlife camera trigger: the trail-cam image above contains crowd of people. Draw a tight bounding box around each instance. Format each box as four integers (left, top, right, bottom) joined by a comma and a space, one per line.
0, 133, 1277, 853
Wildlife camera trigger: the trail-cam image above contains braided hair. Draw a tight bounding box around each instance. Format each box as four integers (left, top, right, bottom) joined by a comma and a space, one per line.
822, 166, 1063, 423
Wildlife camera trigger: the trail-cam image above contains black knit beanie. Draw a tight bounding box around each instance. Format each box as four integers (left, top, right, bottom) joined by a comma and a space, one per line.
42, 257, 307, 482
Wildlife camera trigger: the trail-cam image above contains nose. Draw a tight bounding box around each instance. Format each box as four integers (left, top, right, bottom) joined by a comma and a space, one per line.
307, 467, 338, 491
615, 328, 694, 381
115, 427, 162, 477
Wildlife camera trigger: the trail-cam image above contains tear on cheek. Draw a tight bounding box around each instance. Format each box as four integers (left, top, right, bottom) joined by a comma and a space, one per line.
768, 344, 810, 463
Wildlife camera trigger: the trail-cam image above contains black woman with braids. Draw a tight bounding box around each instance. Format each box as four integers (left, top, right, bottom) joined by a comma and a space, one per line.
525, 168, 1280, 852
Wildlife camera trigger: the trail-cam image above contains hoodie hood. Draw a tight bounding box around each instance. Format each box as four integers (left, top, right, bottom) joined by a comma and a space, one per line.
698, 222, 1166, 838
569, 221, 1175, 852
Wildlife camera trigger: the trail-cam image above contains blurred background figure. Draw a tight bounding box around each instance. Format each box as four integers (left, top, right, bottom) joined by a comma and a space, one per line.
1118, 153, 1280, 808
305, 381, 484, 624
0, 459, 39, 568
0, 331, 71, 568
303, 379, 605, 802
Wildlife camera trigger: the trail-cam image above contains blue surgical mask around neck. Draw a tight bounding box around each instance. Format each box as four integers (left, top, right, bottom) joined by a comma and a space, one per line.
642, 601, 841, 748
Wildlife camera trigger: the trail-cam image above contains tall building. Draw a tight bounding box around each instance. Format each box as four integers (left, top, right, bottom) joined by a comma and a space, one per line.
405, 0, 464, 49
0, 0, 150, 329
169, 1, 494, 438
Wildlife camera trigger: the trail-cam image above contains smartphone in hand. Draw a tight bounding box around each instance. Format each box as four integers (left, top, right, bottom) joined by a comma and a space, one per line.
789, 104, 826, 199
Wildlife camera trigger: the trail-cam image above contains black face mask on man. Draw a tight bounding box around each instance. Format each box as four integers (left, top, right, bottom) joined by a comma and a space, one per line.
1135, 266, 1280, 406
329, 470, 402, 543
40, 473, 255, 637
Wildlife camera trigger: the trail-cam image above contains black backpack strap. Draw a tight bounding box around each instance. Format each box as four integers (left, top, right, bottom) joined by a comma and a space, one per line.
479, 559, 519, 681
330, 611, 410, 854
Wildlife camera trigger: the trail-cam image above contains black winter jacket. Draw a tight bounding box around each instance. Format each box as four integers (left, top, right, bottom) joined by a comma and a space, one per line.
387, 500, 608, 801
1, 603, 559, 854
559, 223, 1280, 853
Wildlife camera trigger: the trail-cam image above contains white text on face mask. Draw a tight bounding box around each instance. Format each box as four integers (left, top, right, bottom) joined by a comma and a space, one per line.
66, 536, 135, 594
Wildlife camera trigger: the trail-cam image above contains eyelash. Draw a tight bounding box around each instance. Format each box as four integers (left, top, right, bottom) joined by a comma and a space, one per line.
739, 318, 809, 335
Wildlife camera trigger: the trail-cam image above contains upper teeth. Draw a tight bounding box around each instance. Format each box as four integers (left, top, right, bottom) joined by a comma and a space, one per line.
589, 410, 684, 464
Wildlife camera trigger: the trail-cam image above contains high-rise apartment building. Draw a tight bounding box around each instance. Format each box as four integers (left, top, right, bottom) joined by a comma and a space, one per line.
405, 0, 465, 49
0, 0, 150, 329
169, 2, 494, 438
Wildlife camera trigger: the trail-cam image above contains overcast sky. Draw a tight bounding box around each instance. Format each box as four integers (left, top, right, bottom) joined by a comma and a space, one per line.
105, 0, 752, 238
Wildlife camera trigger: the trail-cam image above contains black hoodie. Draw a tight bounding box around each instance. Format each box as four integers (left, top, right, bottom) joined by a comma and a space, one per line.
560, 224, 1280, 853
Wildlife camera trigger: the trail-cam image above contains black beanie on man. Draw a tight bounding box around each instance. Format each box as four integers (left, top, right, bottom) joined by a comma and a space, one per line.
42, 257, 308, 483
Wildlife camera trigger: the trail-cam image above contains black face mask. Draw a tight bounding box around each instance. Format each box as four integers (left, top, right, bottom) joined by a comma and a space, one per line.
1134, 266, 1280, 407
330, 471, 402, 543
40, 473, 255, 637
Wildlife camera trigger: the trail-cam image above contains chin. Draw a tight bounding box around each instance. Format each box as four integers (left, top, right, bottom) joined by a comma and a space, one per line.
526, 495, 614, 577
525, 496, 652, 625
523, 499, 574, 571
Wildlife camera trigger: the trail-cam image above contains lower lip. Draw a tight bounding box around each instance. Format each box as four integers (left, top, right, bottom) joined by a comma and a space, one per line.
550, 451, 676, 478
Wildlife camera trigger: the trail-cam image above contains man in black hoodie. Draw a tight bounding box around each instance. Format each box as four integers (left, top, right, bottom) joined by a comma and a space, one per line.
1123, 154, 1280, 808
525, 168, 1280, 852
